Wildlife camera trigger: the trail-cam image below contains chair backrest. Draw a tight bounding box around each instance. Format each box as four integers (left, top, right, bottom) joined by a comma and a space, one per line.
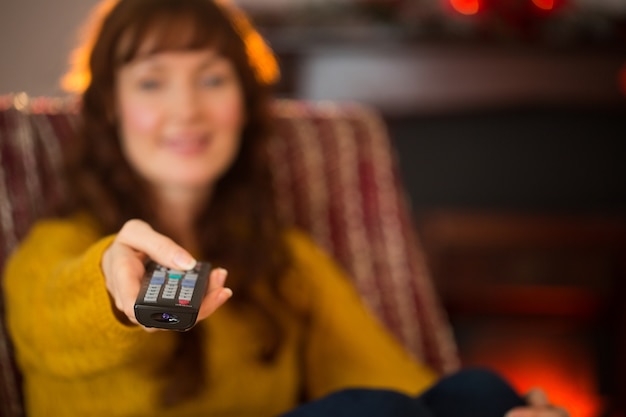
0, 94, 458, 417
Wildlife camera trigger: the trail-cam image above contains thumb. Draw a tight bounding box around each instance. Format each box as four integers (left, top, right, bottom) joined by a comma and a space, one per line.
525, 388, 549, 407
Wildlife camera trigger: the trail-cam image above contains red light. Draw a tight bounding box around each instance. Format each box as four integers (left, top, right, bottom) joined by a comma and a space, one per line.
463, 335, 604, 417
532, 0, 555, 10
450, 0, 480, 16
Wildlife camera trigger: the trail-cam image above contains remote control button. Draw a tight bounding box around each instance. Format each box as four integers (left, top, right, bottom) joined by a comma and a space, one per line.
146, 286, 160, 296
145, 284, 160, 301
179, 291, 193, 301
162, 288, 177, 299
167, 269, 184, 278
150, 276, 165, 285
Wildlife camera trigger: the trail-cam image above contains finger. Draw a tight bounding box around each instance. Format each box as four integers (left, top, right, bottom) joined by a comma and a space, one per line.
525, 388, 549, 407
552, 407, 570, 417
207, 268, 228, 293
505, 408, 532, 417
141, 326, 159, 333
506, 405, 569, 417
103, 245, 144, 320
195, 268, 230, 322
116, 219, 196, 270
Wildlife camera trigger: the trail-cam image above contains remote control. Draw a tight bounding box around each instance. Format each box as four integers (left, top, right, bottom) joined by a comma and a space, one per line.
134, 260, 212, 330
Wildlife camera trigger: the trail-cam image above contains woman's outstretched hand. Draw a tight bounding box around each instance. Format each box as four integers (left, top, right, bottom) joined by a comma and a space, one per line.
101, 219, 232, 329
505, 388, 569, 417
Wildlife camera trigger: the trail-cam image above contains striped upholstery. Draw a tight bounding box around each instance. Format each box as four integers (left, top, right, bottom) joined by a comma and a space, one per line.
0, 94, 458, 417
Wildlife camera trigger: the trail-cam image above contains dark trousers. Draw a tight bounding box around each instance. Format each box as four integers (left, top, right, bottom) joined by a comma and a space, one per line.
280, 368, 526, 417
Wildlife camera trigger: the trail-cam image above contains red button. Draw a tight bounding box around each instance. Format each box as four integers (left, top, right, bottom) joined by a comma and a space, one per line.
178, 300, 190, 305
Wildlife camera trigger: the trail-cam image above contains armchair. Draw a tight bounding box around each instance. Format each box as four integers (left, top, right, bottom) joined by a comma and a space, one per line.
0, 94, 458, 416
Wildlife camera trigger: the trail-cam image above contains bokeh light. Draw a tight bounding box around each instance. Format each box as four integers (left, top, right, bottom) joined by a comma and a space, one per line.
532, 0, 555, 11
449, 0, 481, 16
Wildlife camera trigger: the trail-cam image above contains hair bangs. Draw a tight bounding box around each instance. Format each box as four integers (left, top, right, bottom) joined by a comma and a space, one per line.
115, 3, 229, 65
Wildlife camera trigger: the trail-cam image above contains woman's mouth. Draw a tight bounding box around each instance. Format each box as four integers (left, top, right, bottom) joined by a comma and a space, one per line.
163, 134, 211, 156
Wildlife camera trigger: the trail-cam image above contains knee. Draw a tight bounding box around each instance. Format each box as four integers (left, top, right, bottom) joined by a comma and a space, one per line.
447, 367, 514, 392
420, 367, 525, 415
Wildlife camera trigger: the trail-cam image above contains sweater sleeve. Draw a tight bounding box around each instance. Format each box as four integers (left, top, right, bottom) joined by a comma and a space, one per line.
285, 231, 438, 401
3, 215, 152, 378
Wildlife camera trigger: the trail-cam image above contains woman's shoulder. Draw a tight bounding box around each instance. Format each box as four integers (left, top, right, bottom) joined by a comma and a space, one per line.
283, 228, 338, 272
27, 212, 102, 240
281, 227, 355, 296
12, 212, 103, 258
282, 227, 316, 251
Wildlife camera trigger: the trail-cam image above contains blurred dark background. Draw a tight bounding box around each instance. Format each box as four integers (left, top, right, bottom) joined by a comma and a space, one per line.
1, 0, 625, 416
245, 1, 626, 416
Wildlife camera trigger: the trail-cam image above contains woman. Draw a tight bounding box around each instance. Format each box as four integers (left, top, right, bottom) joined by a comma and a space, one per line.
3, 0, 567, 416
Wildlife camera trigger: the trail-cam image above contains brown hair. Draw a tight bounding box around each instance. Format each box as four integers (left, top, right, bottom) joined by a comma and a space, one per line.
63, 0, 292, 406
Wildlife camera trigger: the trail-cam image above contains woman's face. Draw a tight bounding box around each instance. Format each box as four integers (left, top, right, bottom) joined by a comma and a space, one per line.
115, 48, 245, 194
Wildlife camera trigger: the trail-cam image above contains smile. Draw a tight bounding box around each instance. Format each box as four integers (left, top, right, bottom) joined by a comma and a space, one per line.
163, 134, 211, 155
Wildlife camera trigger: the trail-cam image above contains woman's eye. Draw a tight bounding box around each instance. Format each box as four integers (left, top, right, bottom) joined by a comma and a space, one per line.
201, 75, 226, 88
137, 79, 161, 90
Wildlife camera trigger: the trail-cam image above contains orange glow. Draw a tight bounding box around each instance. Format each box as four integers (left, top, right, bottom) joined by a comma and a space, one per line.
499, 364, 603, 417
449, 0, 480, 16
61, 0, 279, 93
532, 0, 555, 10
465, 337, 604, 417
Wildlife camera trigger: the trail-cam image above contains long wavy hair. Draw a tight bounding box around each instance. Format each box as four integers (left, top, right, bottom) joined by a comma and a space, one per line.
62, 0, 292, 406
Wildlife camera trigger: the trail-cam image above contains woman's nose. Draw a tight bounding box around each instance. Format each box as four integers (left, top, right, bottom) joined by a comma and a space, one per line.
170, 84, 202, 122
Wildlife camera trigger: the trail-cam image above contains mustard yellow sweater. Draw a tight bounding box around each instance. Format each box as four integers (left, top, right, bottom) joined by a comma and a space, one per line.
3, 214, 436, 417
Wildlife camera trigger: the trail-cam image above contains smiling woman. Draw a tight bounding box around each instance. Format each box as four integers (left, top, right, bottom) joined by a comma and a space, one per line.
6, 0, 304, 413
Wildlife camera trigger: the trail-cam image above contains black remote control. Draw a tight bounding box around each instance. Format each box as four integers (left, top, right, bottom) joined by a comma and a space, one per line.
134, 260, 212, 330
